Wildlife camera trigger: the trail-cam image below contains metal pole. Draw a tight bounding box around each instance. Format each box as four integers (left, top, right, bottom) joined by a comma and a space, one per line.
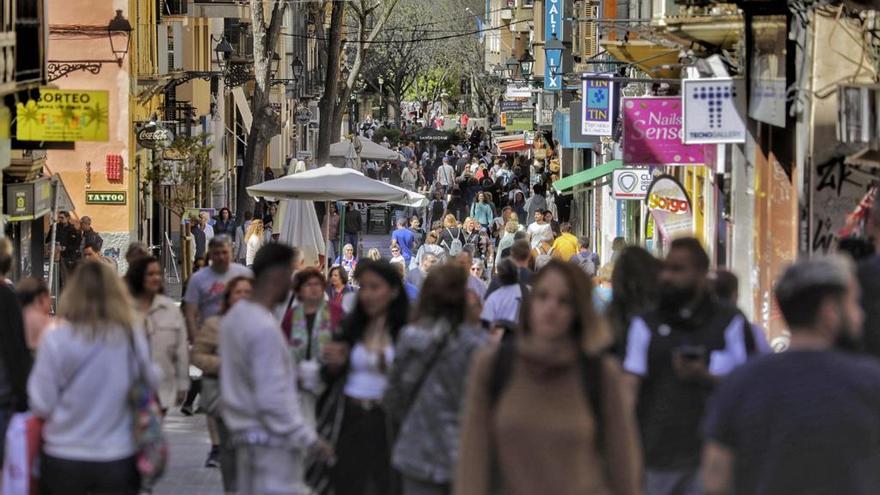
47, 175, 61, 304
324, 200, 331, 276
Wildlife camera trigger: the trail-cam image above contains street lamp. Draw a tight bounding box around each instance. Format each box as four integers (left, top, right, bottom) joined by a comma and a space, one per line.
505, 56, 519, 79
519, 51, 534, 80
492, 64, 505, 80
544, 37, 565, 76
291, 56, 304, 82
214, 37, 234, 72
107, 10, 132, 66
271, 52, 281, 76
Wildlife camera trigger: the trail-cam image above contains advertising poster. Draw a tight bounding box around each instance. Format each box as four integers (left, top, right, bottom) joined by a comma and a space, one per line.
623, 97, 705, 166
581, 75, 615, 136
646, 174, 693, 247
682, 78, 747, 144
17, 89, 110, 142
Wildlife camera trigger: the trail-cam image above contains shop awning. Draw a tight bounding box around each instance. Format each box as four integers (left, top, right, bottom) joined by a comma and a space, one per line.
599, 40, 681, 79
498, 137, 529, 154
553, 160, 623, 192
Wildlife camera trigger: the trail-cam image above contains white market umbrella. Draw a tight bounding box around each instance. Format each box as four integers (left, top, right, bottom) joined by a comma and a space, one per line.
248, 165, 428, 272
274, 162, 326, 268
247, 164, 428, 207
329, 138, 405, 162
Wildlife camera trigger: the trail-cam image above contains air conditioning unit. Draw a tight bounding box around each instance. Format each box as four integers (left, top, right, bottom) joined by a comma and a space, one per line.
838, 84, 880, 146
500, 8, 513, 20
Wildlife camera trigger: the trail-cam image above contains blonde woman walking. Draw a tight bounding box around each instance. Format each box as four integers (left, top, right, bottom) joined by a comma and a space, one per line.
245, 219, 265, 267
29, 261, 159, 495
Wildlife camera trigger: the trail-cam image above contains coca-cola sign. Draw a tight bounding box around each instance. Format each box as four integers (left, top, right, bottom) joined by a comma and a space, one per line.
136, 124, 174, 149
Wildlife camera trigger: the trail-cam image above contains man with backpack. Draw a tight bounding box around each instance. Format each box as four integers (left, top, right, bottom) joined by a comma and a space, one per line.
621, 238, 756, 495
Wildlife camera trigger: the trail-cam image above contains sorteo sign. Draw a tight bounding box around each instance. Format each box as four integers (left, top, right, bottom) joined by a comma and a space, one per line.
86, 191, 127, 205
16, 88, 110, 142
645, 175, 692, 246
136, 124, 174, 149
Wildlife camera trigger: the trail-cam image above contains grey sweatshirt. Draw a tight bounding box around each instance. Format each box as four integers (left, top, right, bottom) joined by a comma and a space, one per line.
28, 322, 159, 461
220, 300, 317, 450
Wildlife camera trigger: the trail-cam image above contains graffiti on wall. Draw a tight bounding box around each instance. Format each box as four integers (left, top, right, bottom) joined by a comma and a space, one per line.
811, 155, 878, 254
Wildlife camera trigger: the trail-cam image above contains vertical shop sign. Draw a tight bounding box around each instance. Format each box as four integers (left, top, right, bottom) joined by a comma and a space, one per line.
623, 97, 705, 166
749, 15, 788, 128
544, 0, 563, 91
581, 75, 615, 136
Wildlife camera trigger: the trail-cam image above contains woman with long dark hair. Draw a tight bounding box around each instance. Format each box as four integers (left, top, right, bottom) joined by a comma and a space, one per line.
455, 260, 641, 495
214, 207, 234, 236
318, 260, 410, 495
606, 246, 662, 357
125, 256, 189, 415
385, 264, 489, 495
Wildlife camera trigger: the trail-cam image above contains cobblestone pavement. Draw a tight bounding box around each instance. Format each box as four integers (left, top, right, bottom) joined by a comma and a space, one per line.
153, 411, 223, 495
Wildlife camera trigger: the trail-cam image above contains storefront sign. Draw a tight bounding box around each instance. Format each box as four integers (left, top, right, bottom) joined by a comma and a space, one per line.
295, 108, 313, 124
646, 175, 693, 244
544, 0, 564, 91
612, 168, 653, 200
505, 83, 531, 99
749, 15, 787, 127
682, 78, 747, 144
623, 97, 705, 166
500, 100, 527, 112
4, 177, 51, 221
502, 110, 535, 131
581, 75, 615, 136
136, 123, 174, 150
16, 89, 109, 142
85, 191, 127, 205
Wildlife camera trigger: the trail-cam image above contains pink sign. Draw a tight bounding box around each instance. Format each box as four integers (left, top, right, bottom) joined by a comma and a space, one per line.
623, 97, 705, 166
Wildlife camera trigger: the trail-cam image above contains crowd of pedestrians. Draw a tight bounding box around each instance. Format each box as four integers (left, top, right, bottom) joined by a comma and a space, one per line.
5, 127, 880, 495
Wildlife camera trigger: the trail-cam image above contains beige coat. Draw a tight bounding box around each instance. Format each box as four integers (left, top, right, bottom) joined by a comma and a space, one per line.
140, 294, 190, 409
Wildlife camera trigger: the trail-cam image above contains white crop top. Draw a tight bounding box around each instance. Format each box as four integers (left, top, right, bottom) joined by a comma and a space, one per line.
344, 343, 395, 400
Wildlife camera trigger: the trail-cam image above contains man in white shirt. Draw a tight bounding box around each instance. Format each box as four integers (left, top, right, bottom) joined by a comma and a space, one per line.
526, 209, 553, 250
221, 243, 332, 494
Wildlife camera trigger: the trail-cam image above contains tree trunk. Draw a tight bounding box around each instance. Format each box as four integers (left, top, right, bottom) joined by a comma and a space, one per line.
317, 0, 346, 164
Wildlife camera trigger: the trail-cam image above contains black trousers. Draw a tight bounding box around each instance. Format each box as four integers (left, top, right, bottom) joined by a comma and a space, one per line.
40, 453, 139, 495
332, 398, 393, 495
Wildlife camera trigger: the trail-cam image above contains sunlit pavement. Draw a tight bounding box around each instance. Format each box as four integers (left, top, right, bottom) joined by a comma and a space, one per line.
153, 411, 222, 495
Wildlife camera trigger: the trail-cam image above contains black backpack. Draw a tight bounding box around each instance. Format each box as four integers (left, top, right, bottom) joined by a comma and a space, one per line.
488, 341, 604, 452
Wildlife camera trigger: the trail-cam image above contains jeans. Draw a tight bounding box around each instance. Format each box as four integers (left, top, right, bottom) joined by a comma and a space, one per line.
39, 453, 139, 495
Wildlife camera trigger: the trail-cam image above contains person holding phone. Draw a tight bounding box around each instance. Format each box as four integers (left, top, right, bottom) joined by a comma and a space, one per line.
620, 238, 757, 495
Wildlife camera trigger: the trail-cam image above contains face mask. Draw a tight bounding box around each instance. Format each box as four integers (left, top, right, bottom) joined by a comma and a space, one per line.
658, 281, 698, 313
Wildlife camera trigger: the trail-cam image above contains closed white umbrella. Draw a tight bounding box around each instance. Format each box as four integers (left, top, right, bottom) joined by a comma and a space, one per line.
274, 162, 326, 267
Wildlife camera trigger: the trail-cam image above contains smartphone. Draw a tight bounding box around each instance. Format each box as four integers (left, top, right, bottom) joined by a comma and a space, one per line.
677, 345, 707, 361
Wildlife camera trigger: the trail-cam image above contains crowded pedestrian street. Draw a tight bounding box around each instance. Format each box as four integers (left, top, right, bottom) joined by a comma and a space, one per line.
5, 1, 880, 495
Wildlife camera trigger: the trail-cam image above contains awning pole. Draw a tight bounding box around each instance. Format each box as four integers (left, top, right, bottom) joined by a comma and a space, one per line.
324, 200, 331, 277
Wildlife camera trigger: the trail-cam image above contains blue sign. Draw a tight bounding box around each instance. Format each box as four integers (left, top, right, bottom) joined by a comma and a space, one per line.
544, 0, 563, 91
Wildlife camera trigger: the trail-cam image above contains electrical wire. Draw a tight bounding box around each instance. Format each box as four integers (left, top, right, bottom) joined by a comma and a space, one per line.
282, 18, 531, 44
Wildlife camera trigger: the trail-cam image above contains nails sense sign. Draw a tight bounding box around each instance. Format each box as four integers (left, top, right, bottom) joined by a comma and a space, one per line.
86, 191, 126, 205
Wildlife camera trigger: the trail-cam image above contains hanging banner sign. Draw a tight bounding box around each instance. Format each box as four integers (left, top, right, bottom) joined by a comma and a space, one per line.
16, 89, 110, 142
682, 78, 747, 144
581, 75, 615, 137
136, 123, 174, 149
544, 0, 564, 91
505, 83, 531, 99
500, 100, 527, 112
749, 14, 787, 128
646, 174, 693, 245
623, 97, 705, 166
612, 168, 653, 200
